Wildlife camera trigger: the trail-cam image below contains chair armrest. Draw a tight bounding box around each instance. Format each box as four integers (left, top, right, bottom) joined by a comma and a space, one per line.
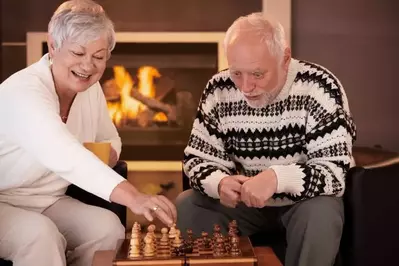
65, 160, 128, 227
342, 162, 399, 266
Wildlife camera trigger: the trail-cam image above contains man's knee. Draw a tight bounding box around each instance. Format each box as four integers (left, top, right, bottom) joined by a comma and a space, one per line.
176, 189, 196, 211
176, 189, 219, 235
286, 196, 344, 233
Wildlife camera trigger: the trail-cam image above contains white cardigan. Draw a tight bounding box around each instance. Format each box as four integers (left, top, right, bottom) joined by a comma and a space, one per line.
0, 54, 125, 209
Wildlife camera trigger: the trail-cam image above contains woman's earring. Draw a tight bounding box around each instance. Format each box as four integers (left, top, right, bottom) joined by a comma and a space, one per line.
49, 57, 53, 66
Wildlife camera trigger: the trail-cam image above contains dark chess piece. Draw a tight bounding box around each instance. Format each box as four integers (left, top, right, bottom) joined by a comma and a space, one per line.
229, 220, 239, 235
213, 235, 225, 257
201, 231, 211, 249
213, 224, 222, 247
230, 235, 240, 256
179, 241, 194, 254
186, 229, 194, 245
172, 241, 193, 256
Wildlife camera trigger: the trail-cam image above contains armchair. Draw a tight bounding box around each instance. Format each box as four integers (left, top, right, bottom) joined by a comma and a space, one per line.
339, 157, 399, 266
0, 160, 128, 266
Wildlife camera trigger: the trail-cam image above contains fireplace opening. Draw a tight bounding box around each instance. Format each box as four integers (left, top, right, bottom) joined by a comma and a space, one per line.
42, 42, 218, 160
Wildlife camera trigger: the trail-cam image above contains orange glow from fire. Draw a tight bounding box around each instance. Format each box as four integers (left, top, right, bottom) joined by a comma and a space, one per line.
106, 66, 167, 127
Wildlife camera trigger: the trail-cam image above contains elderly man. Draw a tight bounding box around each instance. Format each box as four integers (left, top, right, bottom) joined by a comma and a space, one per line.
176, 12, 356, 266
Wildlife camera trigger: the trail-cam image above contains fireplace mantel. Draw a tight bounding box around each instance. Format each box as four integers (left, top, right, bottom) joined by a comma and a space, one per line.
26, 32, 227, 70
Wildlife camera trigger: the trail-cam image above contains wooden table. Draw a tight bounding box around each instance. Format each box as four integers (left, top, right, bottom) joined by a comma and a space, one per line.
92, 247, 282, 266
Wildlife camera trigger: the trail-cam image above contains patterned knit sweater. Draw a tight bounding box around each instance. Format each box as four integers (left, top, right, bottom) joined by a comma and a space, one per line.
183, 58, 357, 206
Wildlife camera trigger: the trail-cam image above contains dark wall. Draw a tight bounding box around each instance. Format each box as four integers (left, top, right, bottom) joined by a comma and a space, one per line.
0, 0, 262, 80
292, 0, 399, 152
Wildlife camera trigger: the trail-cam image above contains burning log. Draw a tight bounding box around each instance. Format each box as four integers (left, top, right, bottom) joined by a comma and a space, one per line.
130, 89, 177, 122
103, 79, 177, 123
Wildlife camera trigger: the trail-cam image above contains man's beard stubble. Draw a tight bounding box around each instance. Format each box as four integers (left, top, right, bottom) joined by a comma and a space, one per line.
244, 71, 285, 109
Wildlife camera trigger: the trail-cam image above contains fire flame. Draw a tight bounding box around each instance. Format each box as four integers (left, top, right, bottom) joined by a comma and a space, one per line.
106, 66, 167, 127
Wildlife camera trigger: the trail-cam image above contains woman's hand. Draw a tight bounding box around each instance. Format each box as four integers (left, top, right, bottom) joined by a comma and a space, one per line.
128, 192, 177, 227
108, 147, 118, 168
110, 180, 177, 227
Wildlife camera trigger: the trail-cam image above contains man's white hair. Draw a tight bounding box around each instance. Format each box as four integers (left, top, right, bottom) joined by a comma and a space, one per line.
224, 12, 287, 59
48, 0, 116, 52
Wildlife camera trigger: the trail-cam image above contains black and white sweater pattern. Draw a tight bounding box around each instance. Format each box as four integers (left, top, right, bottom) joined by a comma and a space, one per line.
183, 59, 357, 206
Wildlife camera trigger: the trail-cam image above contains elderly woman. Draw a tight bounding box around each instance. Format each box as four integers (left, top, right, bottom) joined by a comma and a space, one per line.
0, 1, 176, 265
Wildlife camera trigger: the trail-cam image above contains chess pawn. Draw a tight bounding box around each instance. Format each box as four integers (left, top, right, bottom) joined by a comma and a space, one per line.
230, 235, 240, 256
143, 235, 155, 257
213, 224, 221, 246
169, 223, 177, 240
158, 227, 171, 256
160, 227, 169, 243
213, 236, 225, 257
201, 231, 210, 249
186, 229, 194, 245
173, 229, 182, 248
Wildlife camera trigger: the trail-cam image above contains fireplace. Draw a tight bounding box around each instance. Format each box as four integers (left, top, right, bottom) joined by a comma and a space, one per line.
27, 32, 226, 161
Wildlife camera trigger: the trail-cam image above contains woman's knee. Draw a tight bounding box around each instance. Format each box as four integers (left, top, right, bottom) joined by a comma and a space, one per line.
87, 209, 125, 247
13, 214, 65, 250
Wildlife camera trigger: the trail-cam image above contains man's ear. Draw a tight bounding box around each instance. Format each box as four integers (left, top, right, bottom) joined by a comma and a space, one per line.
282, 47, 291, 71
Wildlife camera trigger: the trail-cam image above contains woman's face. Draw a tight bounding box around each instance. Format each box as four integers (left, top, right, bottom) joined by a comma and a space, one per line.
48, 34, 109, 94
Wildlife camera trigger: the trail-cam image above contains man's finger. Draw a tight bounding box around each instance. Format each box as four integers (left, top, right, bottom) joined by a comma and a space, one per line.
235, 176, 250, 184
240, 187, 252, 207
225, 190, 240, 203
228, 181, 243, 193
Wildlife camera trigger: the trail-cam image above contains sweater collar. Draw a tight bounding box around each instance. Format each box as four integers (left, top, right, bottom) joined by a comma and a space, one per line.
273, 58, 299, 102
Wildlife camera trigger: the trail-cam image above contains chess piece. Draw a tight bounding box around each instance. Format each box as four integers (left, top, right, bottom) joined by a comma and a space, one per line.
160, 227, 169, 242
173, 229, 182, 248
147, 224, 157, 250
131, 222, 142, 246
158, 227, 171, 257
230, 235, 240, 256
229, 220, 239, 235
177, 241, 194, 254
213, 235, 225, 257
186, 229, 194, 245
169, 223, 177, 240
143, 234, 155, 257
128, 236, 141, 258
213, 224, 222, 248
201, 231, 211, 249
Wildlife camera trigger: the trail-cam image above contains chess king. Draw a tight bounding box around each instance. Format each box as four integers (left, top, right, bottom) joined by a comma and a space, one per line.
176, 11, 356, 266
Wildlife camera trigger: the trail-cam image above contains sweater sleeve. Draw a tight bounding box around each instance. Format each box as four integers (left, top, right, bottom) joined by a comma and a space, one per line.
0, 79, 125, 202
269, 76, 356, 201
183, 81, 236, 198
94, 83, 122, 158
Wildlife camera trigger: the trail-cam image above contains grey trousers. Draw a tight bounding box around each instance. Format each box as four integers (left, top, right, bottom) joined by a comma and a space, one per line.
0, 196, 125, 266
176, 190, 344, 266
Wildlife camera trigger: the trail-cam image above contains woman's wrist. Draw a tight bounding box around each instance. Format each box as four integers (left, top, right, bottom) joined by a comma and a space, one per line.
110, 180, 140, 207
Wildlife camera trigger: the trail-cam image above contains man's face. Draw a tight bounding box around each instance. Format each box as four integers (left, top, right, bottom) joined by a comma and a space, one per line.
226, 37, 285, 108
48, 34, 109, 94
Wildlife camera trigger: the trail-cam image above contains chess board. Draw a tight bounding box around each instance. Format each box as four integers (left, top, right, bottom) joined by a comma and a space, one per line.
113, 236, 257, 266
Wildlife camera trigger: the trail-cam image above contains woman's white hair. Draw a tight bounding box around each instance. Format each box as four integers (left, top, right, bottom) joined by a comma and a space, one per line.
48, 0, 116, 52
224, 12, 287, 59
